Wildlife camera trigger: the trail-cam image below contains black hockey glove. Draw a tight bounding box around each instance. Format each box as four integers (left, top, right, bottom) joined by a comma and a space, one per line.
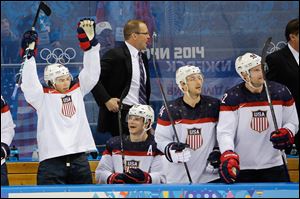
1, 142, 10, 160
77, 18, 98, 51
20, 30, 38, 59
107, 173, 127, 184
270, 128, 294, 150
165, 142, 191, 163
125, 168, 152, 184
207, 147, 221, 169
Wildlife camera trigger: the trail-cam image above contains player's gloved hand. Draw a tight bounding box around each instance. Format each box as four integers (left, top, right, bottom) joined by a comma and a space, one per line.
1, 142, 10, 160
124, 168, 152, 184
20, 30, 38, 59
165, 142, 191, 163
219, 150, 239, 184
77, 18, 98, 51
207, 147, 221, 169
107, 173, 127, 184
270, 128, 294, 150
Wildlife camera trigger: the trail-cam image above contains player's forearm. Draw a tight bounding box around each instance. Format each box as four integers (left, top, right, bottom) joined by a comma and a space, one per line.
21, 57, 43, 104
79, 43, 101, 93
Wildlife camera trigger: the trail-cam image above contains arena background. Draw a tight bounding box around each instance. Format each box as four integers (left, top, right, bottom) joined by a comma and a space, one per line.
1, 1, 299, 158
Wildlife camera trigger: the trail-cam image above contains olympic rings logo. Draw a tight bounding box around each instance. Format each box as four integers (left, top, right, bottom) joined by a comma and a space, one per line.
40, 48, 76, 64
267, 41, 287, 54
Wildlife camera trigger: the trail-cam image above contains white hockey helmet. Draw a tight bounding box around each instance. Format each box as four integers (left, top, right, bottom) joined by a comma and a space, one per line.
128, 104, 155, 127
44, 63, 71, 86
176, 65, 203, 92
235, 53, 261, 80
96, 21, 112, 35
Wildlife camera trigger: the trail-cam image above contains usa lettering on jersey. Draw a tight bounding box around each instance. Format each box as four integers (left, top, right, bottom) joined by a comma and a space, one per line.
250, 110, 269, 133
125, 160, 140, 172
186, 128, 203, 151
61, 95, 76, 118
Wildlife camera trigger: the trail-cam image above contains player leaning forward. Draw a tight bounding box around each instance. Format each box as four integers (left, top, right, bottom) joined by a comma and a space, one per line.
20, 18, 100, 184
217, 53, 298, 183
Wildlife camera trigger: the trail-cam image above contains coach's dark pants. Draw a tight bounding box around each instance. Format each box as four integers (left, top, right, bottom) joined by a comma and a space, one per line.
236, 165, 290, 182
1, 163, 9, 186
37, 152, 92, 185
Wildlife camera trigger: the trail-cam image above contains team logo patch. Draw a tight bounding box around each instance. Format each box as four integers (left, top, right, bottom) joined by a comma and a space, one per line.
125, 160, 140, 173
250, 110, 269, 133
186, 128, 203, 151
61, 95, 76, 118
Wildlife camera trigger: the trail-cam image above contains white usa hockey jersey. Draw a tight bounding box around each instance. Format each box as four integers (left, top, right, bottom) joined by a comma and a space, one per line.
95, 134, 166, 184
1, 96, 16, 165
217, 82, 299, 170
21, 44, 101, 162
155, 95, 220, 183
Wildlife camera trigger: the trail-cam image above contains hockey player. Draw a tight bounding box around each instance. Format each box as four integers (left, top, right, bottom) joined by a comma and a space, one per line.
217, 52, 298, 183
155, 65, 221, 183
20, 18, 100, 184
1, 95, 16, 185
95, 104, 166, 184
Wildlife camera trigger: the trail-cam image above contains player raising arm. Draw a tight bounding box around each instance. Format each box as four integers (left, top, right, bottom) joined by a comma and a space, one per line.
20, 18, 101, 185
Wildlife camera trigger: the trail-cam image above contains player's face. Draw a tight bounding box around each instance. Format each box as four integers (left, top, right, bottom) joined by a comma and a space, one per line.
54, 75, 72, 93
249, 65, 264, 87
128, 115, 145, 135
185, 73, 203, 95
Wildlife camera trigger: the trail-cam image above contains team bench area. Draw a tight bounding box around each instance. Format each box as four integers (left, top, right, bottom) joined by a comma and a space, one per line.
6, 157, 299, 185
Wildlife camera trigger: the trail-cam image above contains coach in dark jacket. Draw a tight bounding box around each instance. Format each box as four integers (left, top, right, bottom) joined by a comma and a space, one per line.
266, 18, 299, 153
92, 19, 151, 137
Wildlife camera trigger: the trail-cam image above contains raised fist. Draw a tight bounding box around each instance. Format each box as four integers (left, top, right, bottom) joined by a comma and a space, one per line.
20, 30, 38, 59
77, 18, 98, 51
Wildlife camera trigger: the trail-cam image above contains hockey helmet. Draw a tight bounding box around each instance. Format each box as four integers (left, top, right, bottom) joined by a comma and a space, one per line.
44, 63, 71, 86
235, 53, 261, 80
176, 65, 203, 92
128, 104, 155, 127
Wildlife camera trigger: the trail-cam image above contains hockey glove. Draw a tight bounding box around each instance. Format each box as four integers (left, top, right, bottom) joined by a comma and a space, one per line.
107, 173, 127, 184
270, 128, 294, 150
1, 142, 10, 160
20, 30, 38, 59
77, 18, 98, 51
219, 150, 239, 184
165, 142, 191, 163
207, 147, 221, 169
125, 168, 152, 184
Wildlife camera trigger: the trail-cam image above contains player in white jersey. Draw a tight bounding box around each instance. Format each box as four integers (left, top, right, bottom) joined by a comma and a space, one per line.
95, 104, 166, 184
155, 65, 221, 183
20, 18, 101, 184
1, 95, 16, 185
217, 52, 298, 183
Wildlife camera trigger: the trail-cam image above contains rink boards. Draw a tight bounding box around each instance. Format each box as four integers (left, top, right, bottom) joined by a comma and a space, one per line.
1, 183, 299, 198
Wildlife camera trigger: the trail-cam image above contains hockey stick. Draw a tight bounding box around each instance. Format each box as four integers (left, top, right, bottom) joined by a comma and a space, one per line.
152, 32, 193, 184
118, 87, 131, 173
118, 102, 126, 173
261, 37, 290, 181
11, 1, 51, 100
